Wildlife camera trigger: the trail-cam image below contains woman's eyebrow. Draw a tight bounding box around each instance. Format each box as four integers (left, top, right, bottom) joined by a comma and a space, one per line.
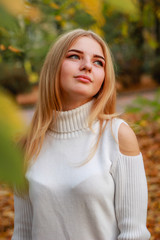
68, 49, 105, 61
68, 49, 83, 54
94, 55, 105, 61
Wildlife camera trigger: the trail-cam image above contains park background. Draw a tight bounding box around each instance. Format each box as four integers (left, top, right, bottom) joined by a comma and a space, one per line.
0, 0, 160, 239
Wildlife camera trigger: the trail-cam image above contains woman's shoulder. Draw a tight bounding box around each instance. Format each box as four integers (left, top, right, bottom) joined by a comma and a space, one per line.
118, 121, 140, 156
106, 118, 140, 156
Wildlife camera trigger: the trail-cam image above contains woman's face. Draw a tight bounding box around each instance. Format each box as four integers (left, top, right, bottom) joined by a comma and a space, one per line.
59, 36, 105, 110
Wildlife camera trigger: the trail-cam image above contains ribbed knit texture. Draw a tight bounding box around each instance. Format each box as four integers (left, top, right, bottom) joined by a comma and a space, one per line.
51, 99, 93, 139
110, 153, 149, 240
12, 100, 151, 240
13, 195, 32, 240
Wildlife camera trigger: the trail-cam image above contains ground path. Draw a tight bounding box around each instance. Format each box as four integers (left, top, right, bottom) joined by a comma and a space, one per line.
117, 88, 156, 112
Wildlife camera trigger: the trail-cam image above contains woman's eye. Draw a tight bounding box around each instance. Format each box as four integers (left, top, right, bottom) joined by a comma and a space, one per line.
94, 60, 103, 67
68, 54, 80, 59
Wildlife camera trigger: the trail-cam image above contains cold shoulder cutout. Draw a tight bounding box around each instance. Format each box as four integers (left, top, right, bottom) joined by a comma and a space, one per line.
118, 122, 140, 156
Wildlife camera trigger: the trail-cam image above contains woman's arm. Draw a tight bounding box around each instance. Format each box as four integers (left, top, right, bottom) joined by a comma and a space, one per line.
111, 123, 151, 240
12, 193, 33, 240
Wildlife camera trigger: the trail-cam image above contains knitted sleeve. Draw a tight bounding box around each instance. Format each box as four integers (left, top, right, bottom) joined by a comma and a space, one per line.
109, 119, 151, 240
12, 194, 33, 240
110, 152, 151, 240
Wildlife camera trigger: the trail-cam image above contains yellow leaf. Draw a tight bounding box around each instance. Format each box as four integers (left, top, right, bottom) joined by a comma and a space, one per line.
0, 0, 25, 15
24, 60, 38, 83
29, 72, 38, 84
140, 120, 148, 127
121, 22, 128, 37
8, 45, 21, 53
156, 118, 160, 126
0, 44, 6, 51
61, 20, 66, 28
50, 2, 59, 9
156, 9, 160, 18
0, 0, 41, 22
0, 89, 26, 138
105, 0, 138, 15
24, 2, 41, 22
143, 30, 158, 49
55, 15, 62, 21
91, 24, 104, 37
66, 8, 75, 16
24, 60, 32, 73
78, 0, 105, 26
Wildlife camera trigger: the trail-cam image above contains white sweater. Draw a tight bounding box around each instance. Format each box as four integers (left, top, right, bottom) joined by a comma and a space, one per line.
12, 100, 151, 240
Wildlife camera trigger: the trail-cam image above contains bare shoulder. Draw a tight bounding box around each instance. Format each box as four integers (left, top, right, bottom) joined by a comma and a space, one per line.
118, 122, 140, 156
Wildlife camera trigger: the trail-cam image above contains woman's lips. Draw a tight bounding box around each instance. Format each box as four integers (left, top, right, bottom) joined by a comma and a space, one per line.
74, 75, 92, 83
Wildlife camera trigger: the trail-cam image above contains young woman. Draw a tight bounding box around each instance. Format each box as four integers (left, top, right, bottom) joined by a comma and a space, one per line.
12, 29, 151, 240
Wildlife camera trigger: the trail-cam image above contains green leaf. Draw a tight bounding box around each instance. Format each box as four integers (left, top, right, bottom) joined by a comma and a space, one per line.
104, 0, 138, 15
125, 106, 141, 113
133, 96, 150, 105
0, 120, 24, 186
0, 7, 19, 32
0, 89, 26, 186
155, 88, 160, 101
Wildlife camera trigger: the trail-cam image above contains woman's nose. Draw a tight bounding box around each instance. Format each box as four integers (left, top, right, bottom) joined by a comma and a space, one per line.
80, 58, 92, 71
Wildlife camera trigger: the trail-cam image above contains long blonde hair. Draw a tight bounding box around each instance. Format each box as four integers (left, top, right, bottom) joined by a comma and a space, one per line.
25, 28, 117, 167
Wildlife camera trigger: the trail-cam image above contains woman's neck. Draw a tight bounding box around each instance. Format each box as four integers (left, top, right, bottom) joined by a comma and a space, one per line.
60, 96, 93, 111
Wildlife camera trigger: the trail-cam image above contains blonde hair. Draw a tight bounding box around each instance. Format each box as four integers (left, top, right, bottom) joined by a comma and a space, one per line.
25, 28, 117, 168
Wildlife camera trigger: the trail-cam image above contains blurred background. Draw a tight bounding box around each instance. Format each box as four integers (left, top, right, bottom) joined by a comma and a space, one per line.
0, 0, 160, 239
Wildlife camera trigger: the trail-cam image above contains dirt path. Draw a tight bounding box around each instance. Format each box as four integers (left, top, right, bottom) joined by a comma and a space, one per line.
116, 89, 156, 112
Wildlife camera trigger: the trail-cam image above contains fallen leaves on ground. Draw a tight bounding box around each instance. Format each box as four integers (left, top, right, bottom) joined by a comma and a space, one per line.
0, 185, 14, 239
0, 113, 160, 239
123, 113, 160, 240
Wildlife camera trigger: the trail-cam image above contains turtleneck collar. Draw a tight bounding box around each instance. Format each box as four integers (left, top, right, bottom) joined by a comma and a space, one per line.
50, 100, 94, 137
